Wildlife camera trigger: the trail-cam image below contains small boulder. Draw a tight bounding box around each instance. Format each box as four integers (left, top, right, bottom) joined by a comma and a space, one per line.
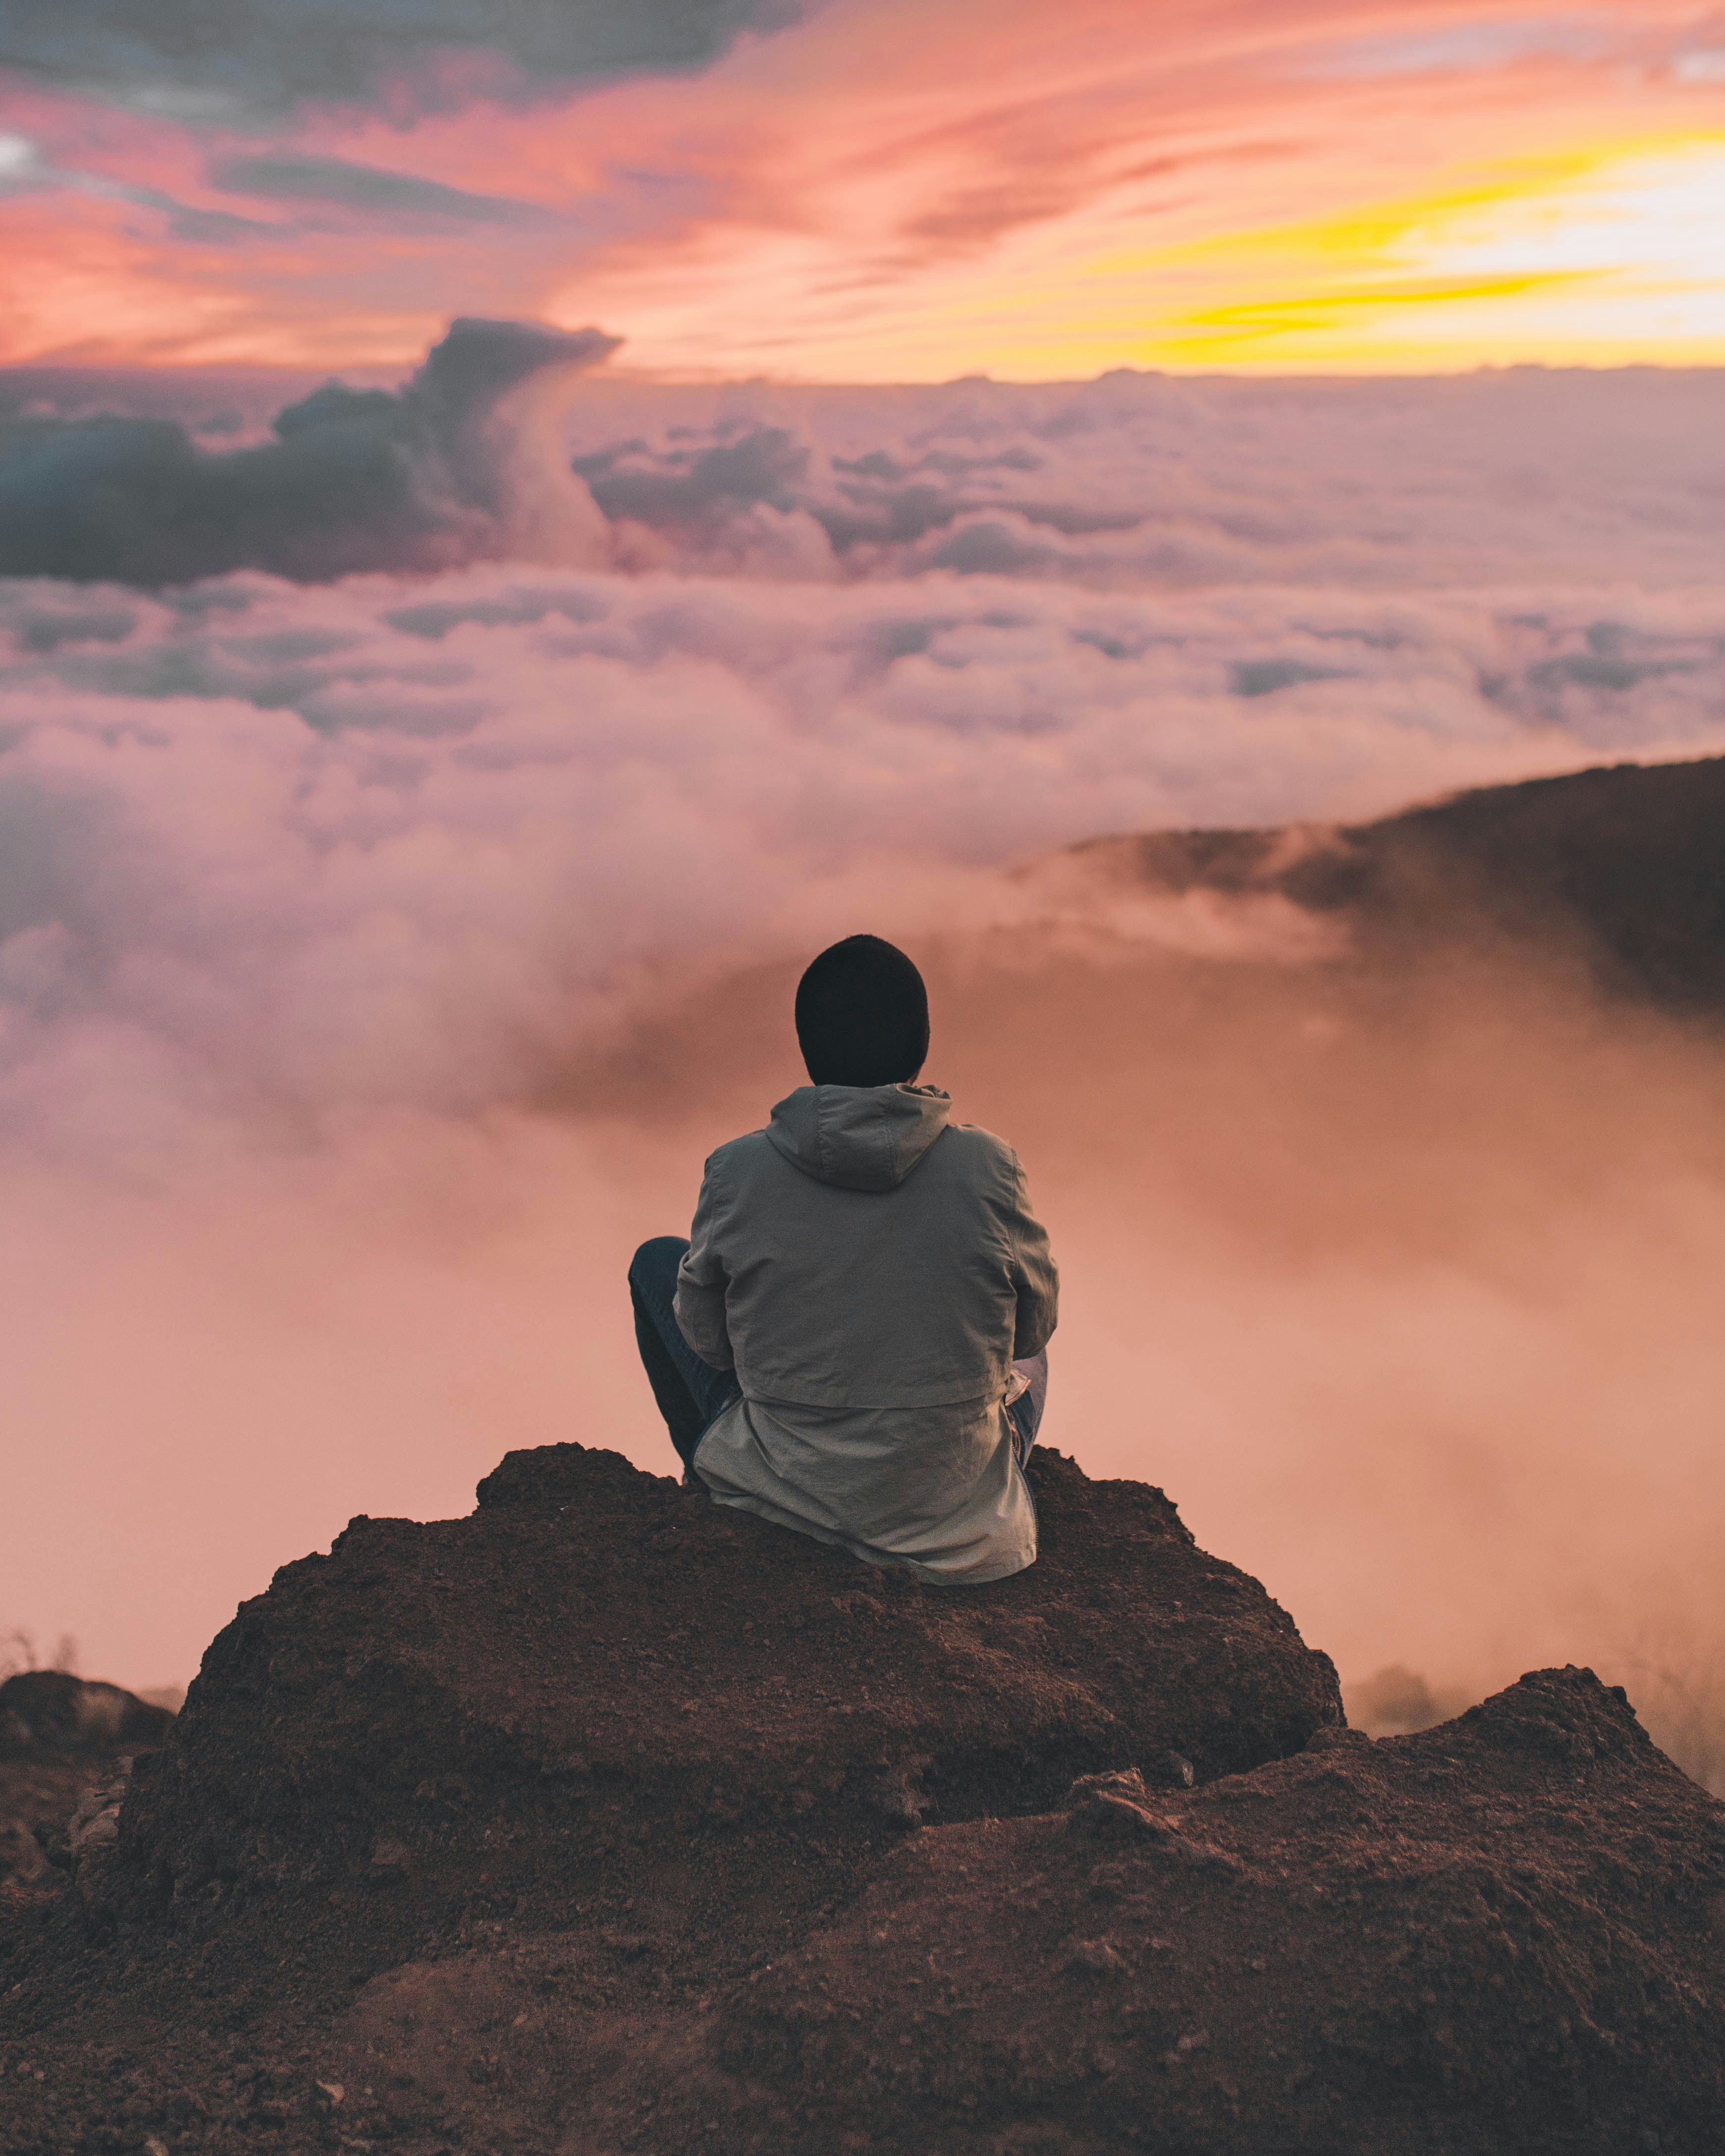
0, 1672, 174, 1758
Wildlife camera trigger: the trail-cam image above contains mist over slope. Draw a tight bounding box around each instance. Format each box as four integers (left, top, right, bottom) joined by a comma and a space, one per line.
1, 337, 1722, 1784
569, 757, 1725, 1790
1076, 752, 1725, 1014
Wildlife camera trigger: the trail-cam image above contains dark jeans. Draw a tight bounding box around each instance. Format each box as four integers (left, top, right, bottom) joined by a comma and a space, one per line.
629, 1236, 742, 1473
628, 1235, 1047, 1473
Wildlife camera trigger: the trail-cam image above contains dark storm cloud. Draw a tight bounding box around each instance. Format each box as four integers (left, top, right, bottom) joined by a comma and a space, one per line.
0, 0, 800, 120
0, 318, 618, 585
209, 152, 554, 226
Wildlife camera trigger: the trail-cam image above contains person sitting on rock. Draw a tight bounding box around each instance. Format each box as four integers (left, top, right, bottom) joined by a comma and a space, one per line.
628, 934, 1058, 1584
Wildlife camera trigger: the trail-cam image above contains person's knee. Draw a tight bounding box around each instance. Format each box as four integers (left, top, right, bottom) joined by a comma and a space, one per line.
628, 1235, 689, 1294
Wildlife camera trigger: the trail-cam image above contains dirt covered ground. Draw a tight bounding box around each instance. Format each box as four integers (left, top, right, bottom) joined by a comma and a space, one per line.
2, 1444, 1721, 2155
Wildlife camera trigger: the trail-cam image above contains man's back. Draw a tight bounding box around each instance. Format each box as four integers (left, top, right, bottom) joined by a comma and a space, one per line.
680, 1085, 1048, 1406
674, 1081, 1057, 1583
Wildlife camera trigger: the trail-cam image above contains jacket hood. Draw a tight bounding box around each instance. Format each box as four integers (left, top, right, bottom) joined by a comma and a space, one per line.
766, 1083, 951, 1194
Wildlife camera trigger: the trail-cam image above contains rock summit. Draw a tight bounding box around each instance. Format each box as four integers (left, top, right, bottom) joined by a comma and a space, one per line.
2, 1442, 1721, 2156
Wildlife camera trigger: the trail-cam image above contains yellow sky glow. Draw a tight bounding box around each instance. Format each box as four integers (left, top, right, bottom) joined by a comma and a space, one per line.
552, 125, 1725, 382
1113, 134, 1725, 370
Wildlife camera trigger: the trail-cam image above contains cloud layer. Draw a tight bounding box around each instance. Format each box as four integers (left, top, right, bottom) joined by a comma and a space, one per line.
2, 362, 1725, 1757
3, 552, 1723, 1167
565, 365, 1725, 589
0, 318, 617, 583
4, 350, 1723, 593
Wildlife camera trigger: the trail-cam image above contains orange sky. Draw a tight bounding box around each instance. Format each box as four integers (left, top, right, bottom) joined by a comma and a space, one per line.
0, 5, 1722, 373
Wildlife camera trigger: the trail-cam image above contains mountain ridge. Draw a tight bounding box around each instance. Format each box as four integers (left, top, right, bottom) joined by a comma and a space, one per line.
1064, 753, 1725, 1011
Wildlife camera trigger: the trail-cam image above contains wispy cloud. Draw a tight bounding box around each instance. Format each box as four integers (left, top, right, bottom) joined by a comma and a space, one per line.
0, 129, 264, 245
1304, 16, 1615, 78
210, 151, 557, 226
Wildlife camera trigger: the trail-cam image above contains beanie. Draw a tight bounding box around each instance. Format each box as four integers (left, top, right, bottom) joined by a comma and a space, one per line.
794, 935, 930, 1088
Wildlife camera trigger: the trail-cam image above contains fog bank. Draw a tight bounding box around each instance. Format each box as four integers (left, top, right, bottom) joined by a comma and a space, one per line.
2, 355, 1723, 1789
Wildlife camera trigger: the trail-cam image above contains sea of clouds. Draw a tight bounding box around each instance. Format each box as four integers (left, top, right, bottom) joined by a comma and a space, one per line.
3, 330, 1724, 1771
6, 563, 1724, 1163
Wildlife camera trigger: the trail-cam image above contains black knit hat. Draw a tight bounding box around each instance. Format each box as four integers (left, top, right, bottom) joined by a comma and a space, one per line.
794, 935, 930, 1088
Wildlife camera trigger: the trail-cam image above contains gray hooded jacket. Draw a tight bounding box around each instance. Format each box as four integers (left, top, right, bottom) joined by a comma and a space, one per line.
674, 1083, 1058, 1583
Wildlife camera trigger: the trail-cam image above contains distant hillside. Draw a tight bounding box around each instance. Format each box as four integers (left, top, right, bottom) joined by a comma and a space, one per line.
1073, 756, 1725, 1011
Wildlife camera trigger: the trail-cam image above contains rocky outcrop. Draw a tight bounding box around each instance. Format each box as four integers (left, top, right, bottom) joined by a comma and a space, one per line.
3, 1448, 1721, 2156
0, 1675, 173, 1895
115, 1442, 1341, 1921
0, 1673, 173, 1761
705, 1666, 1725, 2154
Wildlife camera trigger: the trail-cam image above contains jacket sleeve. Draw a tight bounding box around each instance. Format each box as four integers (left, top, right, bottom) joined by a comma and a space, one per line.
674, 1159, 735, 1371
1006, 1152, 1059, 1362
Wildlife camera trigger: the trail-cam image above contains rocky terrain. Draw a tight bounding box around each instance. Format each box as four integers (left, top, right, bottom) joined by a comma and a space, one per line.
0, 1674, 176, 1900
9, 753, 1725, 2148
2, 1441, 1722, 2154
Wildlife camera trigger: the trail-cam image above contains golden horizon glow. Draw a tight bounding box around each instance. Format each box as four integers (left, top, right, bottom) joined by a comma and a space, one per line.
1130, 134, 1725, 372
550, 134, 1725, 383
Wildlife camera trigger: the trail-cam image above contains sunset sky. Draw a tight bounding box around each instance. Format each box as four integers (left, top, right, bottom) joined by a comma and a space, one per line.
1, 0, 1722, 378
3, 4, 1725, 1736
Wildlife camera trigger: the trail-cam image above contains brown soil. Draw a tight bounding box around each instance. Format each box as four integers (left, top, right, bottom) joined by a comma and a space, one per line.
2, 1444, 1721, 2155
